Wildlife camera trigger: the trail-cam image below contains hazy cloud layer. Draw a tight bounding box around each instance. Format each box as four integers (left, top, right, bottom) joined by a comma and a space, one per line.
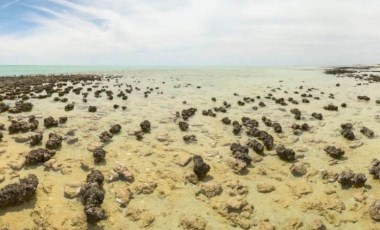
0, 0, 379, 66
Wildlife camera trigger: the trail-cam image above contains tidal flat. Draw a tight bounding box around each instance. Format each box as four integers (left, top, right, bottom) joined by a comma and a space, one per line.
0, 67, 380, 229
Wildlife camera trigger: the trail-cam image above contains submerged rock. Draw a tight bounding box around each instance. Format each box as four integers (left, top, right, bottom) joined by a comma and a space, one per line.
369, 200, 380, 221
0, 174, 38, 209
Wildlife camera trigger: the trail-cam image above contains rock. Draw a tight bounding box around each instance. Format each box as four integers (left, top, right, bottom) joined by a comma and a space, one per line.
133, 181, 157, 194
0, 175, 4, 183
309, 219, 325, 230
126, 207, 155, 227
226, 195, 247, 211
290, 162, 307, 176
43, 159, 62, 171
369, 200, 380, 221
108, 165, 134, 182
87, 142, 104, 152
115, 188, 131, 207
64, 183, 82, 198
173, 154, 192, 167
197, 182, 222, 198
13, 135, 30, 143
287, 182, 313, 198
185, 174, 199, 185
257, 183, 276, 193
65, 137, 78, 145
180, 214, 207, 230
227, 158, 247, 174
9, 157, 26, 170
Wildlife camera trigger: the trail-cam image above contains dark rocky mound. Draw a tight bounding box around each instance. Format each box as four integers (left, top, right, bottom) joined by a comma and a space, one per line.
8, 120, 32, 134
324, 146, 345, 159
59, 117, 68, 124
323, 104, 338, 111
183, 134, 197, 143
369, 159, 380, 179
30, 133, 43, 146
341, 128, 355, 141
276, 145, 295, 161
221, 117, 231, 125
0, 174, 38, 208
230, 143, 252, 164
337, 170, 366, 188
44, 116, 58, 128
99, 131, 113, 142
134, 130, 144, 140
232, 121, 242, 135
80, 170, 107, 223
311, 113, 323, 120
181, 108, 197, 120
361, 127, 374, 138
246, 139, 264, 154
88, 106, 97, 112
64, 103, 74, 111
109, 124, 121, 134
46, 133, 63, 150
272, 122, 282, 133
93, 148, 106, 163
25, 148, 56, 166
179, 121, 189, 131
140, 120, 151, 133
193, 155, 210, 179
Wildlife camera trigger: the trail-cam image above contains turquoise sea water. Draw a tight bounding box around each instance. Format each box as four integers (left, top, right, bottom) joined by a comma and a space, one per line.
0, 65, 317, 76
0, 65, 133, 76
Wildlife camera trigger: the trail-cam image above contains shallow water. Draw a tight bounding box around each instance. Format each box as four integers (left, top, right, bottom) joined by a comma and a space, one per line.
1, 67, 380, 229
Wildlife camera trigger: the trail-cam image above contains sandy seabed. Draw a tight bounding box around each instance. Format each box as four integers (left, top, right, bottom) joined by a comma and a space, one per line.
1, 67, 380, 230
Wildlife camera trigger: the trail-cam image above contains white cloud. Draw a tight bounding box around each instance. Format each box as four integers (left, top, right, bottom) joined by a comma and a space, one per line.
0, 0, 379, 66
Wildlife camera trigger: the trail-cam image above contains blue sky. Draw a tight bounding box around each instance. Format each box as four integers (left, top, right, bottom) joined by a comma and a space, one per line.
0, 0, 379, 66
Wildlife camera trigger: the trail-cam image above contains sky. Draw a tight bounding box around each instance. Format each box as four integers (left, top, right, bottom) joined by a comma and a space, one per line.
0, 0, 379, 66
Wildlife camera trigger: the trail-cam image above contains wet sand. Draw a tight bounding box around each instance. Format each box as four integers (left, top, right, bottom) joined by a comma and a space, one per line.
1, 67, 380, 229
